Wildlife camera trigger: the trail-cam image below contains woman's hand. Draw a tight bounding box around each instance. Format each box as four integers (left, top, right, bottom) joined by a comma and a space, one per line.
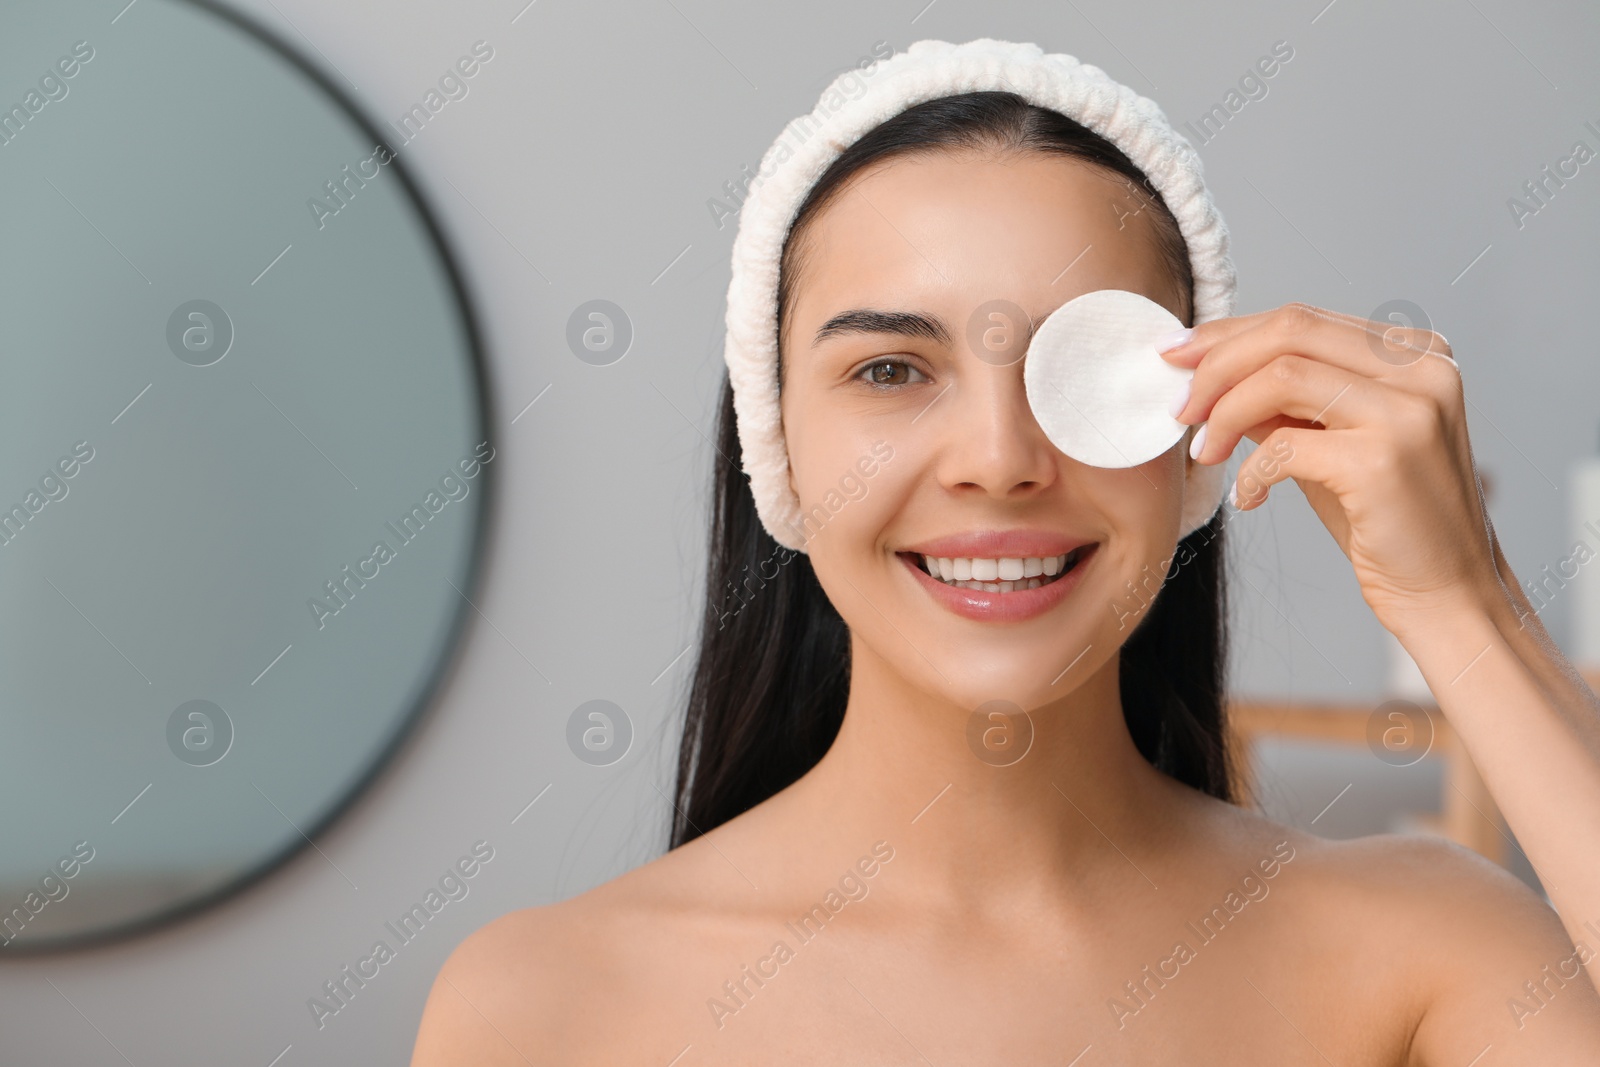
1160, 301, 1506, 637
1164, 305, 1600, 1024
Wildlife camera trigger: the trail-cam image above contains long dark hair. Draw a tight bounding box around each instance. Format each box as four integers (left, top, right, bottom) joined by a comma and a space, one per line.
671, 91, 1234, 848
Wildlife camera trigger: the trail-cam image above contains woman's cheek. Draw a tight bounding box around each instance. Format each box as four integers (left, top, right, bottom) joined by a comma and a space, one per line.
1088, 460, 1188, 633
790, 431, 905, 549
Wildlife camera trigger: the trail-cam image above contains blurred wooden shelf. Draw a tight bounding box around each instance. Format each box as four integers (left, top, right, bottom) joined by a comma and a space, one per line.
1226, 666, 1600, 869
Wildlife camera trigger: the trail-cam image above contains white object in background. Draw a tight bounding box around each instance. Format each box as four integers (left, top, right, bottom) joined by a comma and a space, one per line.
1571, 453, 1600, 668
1385, 628, 1435, 703
1024, 288, 1193, 469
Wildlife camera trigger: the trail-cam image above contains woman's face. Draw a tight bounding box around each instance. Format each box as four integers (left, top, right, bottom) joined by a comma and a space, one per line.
779, 148, 1194, 713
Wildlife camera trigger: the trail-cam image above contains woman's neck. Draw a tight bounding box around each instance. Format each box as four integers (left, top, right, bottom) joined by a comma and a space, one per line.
783, 635, 1187, 916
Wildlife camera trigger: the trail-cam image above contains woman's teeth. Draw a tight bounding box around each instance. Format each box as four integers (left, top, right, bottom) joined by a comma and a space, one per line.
918, 549, 1083, 592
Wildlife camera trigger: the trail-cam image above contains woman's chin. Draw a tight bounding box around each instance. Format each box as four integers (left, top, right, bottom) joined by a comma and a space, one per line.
898, 657, 1092, 718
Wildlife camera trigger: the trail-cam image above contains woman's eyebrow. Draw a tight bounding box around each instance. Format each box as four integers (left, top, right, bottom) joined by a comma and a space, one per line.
811, 308, 954, 348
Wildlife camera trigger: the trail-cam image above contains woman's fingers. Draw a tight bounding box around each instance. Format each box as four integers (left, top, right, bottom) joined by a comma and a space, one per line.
1225, 425, 1352, 546
1190, 355, 1399, 464
1165, 303, 1456, 428
1222, 425, 1324, 508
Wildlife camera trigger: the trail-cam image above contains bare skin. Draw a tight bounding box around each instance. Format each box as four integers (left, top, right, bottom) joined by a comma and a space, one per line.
411, 151, 1600, 1064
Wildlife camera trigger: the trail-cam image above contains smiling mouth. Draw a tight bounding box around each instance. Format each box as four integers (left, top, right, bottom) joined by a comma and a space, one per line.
903, 546, 1091, 593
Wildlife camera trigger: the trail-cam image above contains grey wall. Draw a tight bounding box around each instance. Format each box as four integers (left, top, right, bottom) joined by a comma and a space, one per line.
3, 0, 1596, 1062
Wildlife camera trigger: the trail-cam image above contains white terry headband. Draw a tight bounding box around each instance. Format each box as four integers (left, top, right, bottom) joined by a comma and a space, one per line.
722, 36, 1238, 554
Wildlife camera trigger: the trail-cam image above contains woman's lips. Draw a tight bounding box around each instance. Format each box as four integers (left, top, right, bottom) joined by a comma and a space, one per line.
898, 544, 1098, 622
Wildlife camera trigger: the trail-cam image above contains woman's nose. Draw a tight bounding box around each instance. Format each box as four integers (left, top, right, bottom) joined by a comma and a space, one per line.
934, 365, 1058, 500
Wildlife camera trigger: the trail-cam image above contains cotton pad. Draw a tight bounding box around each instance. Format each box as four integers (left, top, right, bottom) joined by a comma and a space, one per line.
1024, 289, 1192, 469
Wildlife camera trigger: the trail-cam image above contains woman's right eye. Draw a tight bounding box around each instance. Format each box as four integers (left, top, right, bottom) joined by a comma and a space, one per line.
855, 359, 929, 388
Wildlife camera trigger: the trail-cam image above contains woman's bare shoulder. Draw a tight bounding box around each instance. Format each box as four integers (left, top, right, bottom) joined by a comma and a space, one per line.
1194, 793, 1573, 950
1306, 832, 1600, 1060
409, 833, 748, 1066
1180, 792, 1600, 1057
1277, 825, 1566, 947
1198, 790, 1600, 1061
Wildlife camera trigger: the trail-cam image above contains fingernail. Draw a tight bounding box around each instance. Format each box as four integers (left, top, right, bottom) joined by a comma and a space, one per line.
1189, 422, 1208, 461
1168, 378, 1191, 419
1227, 482, 1239, 508
1155, 327, 1195, 352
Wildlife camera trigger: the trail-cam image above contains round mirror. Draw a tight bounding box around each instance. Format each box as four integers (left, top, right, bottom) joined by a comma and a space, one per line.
0, 0, 492, 949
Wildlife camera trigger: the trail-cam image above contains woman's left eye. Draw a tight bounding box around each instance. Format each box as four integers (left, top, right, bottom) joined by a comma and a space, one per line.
855, 359, 928, 388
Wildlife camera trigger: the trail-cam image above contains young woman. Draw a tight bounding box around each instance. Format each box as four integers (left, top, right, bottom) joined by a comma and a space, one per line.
412, 85, 1600, 1063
